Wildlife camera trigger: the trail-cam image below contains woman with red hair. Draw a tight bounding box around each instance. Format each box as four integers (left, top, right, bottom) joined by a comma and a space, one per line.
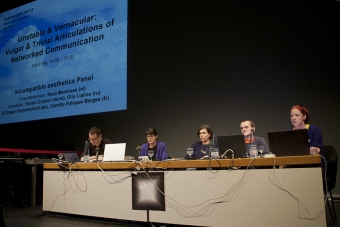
290, 105, 323, 157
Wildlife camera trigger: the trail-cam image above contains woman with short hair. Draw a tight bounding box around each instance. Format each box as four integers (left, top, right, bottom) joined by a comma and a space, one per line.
189, 124, 214, 159
140, 127, 168, 161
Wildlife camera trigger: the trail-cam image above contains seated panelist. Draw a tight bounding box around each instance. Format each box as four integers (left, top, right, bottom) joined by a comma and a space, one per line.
290, 105, 323, 156
189, 124, 213, 159
81, 126, 112, 162
240, 120, 270, 155
140, 127, 168, 161
290, 105, 326, 168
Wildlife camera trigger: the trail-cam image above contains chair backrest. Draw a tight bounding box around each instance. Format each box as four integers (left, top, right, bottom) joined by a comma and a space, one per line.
323, 145, 338, 190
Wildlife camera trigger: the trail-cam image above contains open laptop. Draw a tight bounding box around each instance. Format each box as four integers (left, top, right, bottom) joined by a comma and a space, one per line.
103, 143, 127, 162
267, 129, 310, 156
63, 152, 80, 162
217, 135, 247, 158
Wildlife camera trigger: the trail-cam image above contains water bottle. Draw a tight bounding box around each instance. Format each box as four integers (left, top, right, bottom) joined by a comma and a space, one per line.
83, 141, 90, 162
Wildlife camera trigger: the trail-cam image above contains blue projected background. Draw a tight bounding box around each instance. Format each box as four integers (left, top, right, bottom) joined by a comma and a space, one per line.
0, 0, 127, 124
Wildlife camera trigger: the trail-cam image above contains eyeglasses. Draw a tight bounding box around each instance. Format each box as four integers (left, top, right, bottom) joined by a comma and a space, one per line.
146, 135, 155, 139
88, 135, 99, 142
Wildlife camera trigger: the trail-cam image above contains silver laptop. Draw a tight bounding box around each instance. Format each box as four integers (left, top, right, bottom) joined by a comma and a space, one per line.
103, 143, 126, 162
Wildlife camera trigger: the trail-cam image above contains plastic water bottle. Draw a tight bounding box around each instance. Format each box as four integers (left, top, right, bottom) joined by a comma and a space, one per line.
83, 141, 90, 162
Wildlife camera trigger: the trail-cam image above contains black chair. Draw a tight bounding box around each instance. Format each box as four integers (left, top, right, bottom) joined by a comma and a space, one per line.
323, 145, 338, 226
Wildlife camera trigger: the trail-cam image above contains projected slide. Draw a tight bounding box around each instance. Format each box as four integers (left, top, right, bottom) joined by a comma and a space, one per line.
0, 0, 127, 124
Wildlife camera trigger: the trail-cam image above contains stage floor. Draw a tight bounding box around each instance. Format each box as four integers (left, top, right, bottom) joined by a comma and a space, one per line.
1, 201, 339, 227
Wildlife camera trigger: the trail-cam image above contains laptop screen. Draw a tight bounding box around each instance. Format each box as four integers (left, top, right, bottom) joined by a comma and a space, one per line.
103, 143, 126, 162
267, 129, 310, 156
217, 135, 247, 158
63, 152, 80, 162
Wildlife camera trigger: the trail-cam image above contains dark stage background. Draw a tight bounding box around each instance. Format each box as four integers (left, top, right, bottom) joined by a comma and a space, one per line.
1, 1, 340, 193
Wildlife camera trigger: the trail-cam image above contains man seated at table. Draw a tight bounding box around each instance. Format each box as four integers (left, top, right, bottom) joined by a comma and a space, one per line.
82, 126, 112, 162
240, 120, 270, 156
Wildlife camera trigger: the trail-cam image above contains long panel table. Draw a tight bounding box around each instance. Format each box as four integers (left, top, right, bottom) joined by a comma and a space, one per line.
43, 156, 326, 226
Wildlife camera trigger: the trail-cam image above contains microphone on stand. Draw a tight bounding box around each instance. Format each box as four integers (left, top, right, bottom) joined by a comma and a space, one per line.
207, 141, 212, 159
136, 146, 141, 157
209, 132, 217, 159
251, 129, 257, 144
246, 129, 255, 158
95, 146, 100, 162
212, 133, 215, 147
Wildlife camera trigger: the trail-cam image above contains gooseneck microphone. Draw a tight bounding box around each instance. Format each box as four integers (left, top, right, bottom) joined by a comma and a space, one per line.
95, 146, 100, 162
136, 146, 141, 157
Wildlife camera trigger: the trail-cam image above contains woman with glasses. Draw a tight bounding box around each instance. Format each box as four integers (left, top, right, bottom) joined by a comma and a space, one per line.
140, 127, 168, 161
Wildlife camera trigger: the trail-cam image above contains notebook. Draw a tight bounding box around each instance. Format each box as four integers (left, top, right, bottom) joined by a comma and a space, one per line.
63, 152, 80, 162
103, 143, 126, 162
217, 135, 247, 158
267, 129, 310, 156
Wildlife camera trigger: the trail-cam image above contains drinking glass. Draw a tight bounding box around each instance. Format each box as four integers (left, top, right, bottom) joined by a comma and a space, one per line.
186, 148, 194, 158
249, 145, 258, 158
148, 150, 154, 160
57, 153, 63, 160
83, 154, 90, 163
258, 145, 264, 157
211, 148, 219, 159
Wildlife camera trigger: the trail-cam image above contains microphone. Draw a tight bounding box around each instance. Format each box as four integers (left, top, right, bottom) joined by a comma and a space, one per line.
207, 141, 212, 158
136, 146, 141, 157
95, 146, 100, 162
212, 133, 215, 145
